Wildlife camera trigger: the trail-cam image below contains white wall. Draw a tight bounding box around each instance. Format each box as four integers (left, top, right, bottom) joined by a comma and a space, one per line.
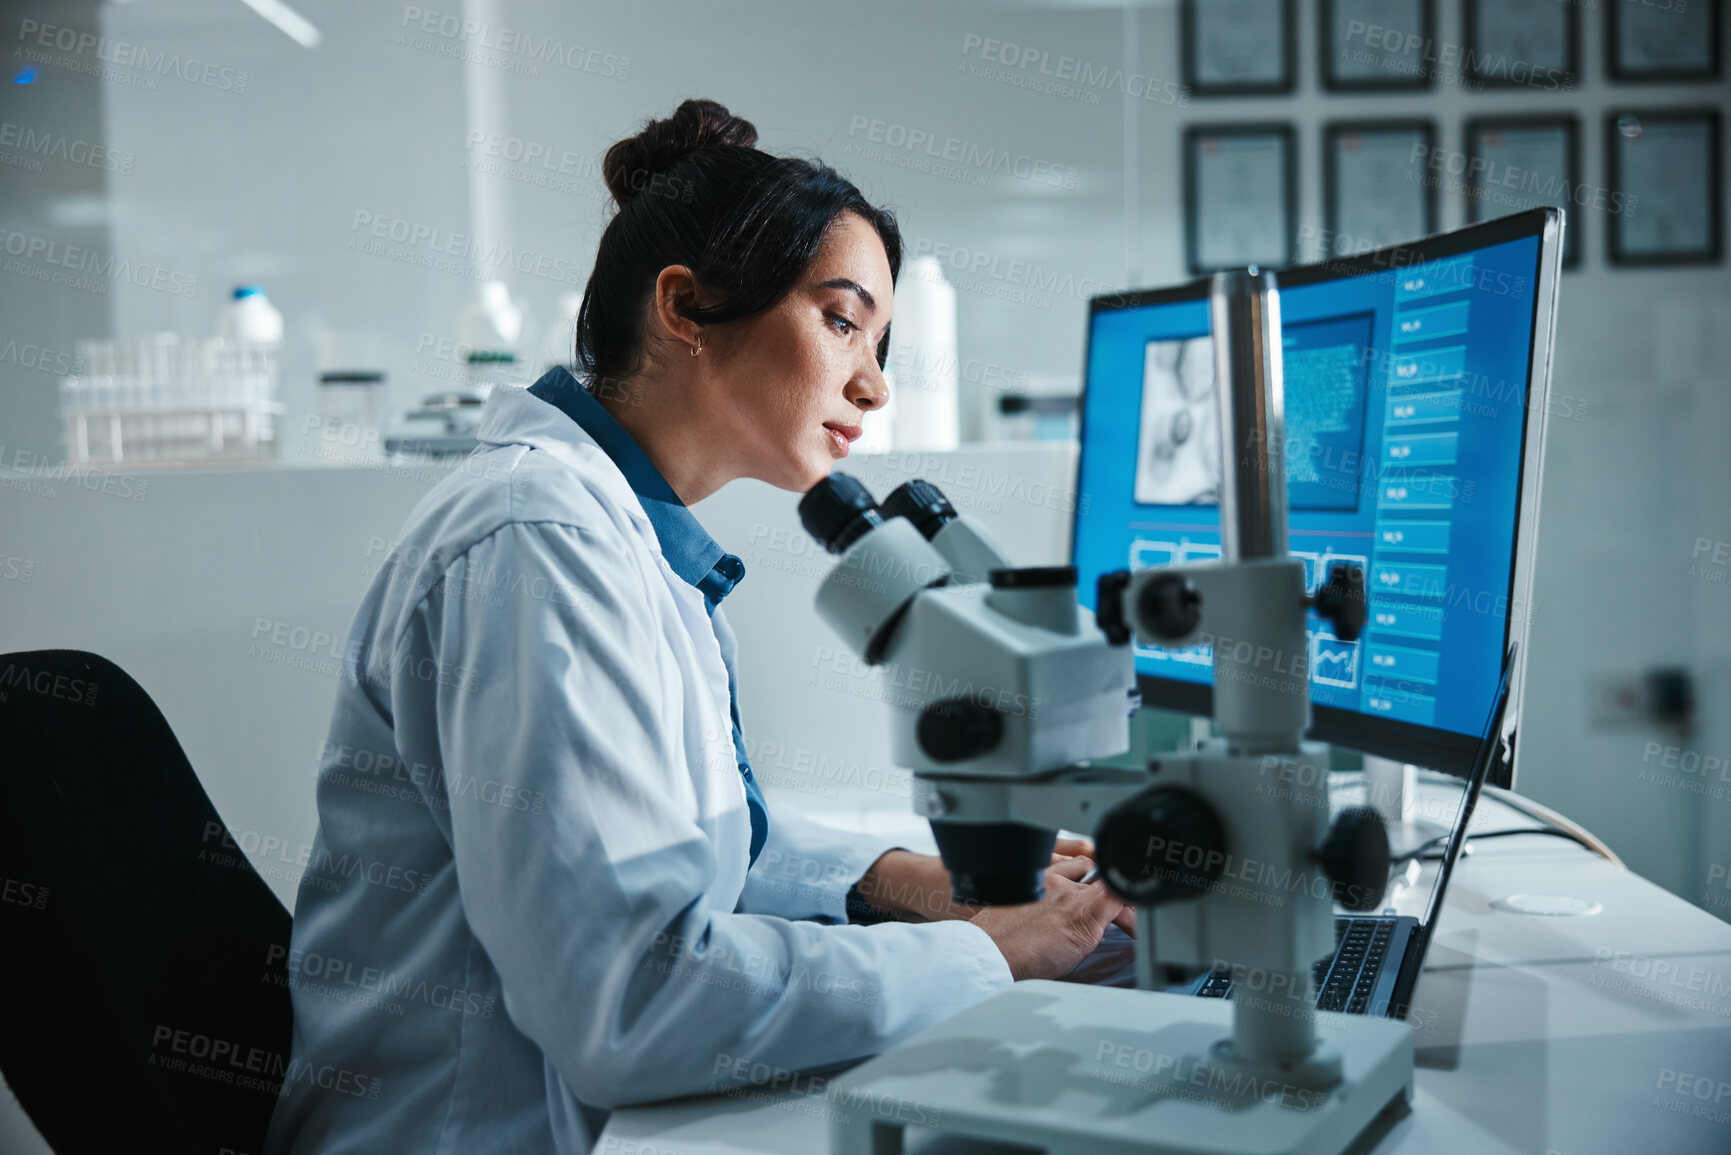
0, 0, 111, 464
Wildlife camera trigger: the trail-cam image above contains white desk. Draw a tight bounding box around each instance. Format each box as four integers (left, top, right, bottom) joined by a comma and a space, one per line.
600, 783, 1731, 1155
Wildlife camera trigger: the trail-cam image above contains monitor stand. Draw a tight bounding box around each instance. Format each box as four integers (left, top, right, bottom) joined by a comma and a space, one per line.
1361, 756, 1452, 860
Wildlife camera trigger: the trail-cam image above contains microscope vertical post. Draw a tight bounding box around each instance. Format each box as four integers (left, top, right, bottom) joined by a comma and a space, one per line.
1207, 268, 1322, 1070
1214, 267, 1288, 567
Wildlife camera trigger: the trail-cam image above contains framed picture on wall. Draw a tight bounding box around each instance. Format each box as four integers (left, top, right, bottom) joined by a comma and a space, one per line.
1462, 0, 1578, 92
1321, 0, 1435, 91
1180, 0, 1296, 97
1605, 110, 1722, 266
1184, 123, 1297, 275
1465, 116, 1582, 268
1607, 0, 1722, 82
1323, 120, 1437, 259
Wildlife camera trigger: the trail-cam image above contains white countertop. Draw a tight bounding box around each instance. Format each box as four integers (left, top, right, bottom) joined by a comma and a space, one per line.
601, 777, 1731, 1155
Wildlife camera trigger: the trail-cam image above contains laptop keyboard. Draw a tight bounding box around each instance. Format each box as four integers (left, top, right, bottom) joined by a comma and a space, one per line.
1196, 918, 1398, 1014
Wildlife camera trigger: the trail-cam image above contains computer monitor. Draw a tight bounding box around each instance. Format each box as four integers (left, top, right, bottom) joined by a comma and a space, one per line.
1073, 208, 1563, 783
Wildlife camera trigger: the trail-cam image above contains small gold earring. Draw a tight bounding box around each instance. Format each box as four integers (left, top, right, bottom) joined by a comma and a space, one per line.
690, 334, 704, 357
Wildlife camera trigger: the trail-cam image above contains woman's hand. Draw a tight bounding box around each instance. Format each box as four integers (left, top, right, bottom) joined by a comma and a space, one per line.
1051, 836, 1094, 862
966, 856, 1135, 981
854, 845, 1135, 938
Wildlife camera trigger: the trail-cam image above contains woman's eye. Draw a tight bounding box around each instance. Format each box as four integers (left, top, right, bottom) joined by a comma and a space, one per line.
827, 314, 858, 336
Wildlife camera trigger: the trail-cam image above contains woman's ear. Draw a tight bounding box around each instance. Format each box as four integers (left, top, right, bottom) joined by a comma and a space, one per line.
651, 265, 706, 355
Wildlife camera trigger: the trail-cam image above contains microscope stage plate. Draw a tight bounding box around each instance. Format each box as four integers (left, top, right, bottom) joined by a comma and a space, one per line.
826, 981, 1413, 1155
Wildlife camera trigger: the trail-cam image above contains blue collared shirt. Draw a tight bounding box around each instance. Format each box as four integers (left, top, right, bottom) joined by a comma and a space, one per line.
528, 367, 768, 865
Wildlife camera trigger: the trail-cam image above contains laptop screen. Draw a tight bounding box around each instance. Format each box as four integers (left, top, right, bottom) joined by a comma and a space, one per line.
1408, 641, 1517, 940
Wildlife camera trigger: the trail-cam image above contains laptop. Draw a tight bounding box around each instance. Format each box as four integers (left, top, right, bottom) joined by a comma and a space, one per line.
1187, 641, 1518, 1019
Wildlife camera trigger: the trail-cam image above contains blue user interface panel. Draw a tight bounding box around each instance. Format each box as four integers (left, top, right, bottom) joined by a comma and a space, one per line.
1075, 235, 1541, 741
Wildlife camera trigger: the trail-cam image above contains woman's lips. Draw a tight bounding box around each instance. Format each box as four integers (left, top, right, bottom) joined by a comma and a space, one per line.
823, 422, 862, 457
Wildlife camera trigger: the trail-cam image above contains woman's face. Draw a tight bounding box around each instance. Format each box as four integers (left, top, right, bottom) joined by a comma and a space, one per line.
706, 211, 894, 493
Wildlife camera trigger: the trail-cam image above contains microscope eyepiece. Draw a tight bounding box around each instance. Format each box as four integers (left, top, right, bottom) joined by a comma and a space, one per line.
880, 479, 956, 540
799, 473, 886, 554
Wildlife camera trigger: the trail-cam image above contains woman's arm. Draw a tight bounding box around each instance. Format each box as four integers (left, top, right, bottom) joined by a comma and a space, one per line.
852, 839, 1101, 921
732, 801, 913, 923
395, 520, 1015, 1108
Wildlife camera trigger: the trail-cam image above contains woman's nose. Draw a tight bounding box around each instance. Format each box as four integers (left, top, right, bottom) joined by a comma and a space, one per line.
847, 354, 890, 412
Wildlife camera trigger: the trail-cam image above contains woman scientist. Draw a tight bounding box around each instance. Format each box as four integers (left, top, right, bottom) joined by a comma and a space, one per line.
264, 98, 1131, 1154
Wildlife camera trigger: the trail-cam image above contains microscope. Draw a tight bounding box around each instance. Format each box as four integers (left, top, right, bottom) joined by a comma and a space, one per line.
800, 270, 1413, 1155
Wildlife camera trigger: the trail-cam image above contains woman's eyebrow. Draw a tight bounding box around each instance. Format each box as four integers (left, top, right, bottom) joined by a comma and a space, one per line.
816, 277, 876, 313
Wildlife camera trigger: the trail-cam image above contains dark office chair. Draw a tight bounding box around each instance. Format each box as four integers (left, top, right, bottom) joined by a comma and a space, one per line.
0, 650, 294, 1155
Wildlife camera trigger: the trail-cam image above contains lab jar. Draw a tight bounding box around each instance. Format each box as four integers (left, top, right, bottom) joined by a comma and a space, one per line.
316, 371, 387, 457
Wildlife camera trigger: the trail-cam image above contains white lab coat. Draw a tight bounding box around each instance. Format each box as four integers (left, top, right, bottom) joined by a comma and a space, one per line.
263, 379, 1013, 1155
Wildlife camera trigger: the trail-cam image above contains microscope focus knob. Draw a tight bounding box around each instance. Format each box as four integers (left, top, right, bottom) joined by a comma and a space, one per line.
1138, 574, 1202, 641
1310, 563, 1367, 643
1318, 806, 1391, 912
1095, 570, 1132, 645
916, 699, 1003, 763
1094, 785, 1226, 906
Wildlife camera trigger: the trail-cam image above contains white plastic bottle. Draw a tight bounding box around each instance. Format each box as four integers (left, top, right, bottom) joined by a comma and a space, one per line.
458, 280, 525, 389
886, 256, 959, 450
212, 286, 285, 458
218, 285, 284, 345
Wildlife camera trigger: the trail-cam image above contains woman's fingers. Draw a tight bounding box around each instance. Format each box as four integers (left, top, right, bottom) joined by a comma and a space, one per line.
971, 854, 1138, 981
1108, 900, 1137, 937
1065, 868, 1135, 935
1051, 836, 1095, 862
1042, 854, 1129, 925
1051, 861, 1135, 934
1046, 855, 1096, 883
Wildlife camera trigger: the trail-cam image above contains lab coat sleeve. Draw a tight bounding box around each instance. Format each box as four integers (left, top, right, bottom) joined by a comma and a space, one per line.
734, 802, 911, 924
399, 520, 1014, 1110
708, 604, 918, 926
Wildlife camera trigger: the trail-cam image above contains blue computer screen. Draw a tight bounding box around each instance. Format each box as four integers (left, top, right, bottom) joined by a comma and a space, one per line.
1075, 234, 1541, 741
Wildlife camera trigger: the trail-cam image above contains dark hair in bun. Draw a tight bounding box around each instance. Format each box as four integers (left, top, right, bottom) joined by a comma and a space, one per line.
576, 98, 902, 386
600, 98, 758, 207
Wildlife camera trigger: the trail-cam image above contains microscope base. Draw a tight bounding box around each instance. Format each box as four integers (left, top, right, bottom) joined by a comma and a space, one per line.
827, 982, 1413, 1155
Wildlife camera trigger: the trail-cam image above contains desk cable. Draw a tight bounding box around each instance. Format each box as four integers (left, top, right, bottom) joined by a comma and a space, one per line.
1386, 770, 1625, 868
1329, 767, 1627, 869
1479, 784, 1625, 867
1390, 825, 1610, 867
